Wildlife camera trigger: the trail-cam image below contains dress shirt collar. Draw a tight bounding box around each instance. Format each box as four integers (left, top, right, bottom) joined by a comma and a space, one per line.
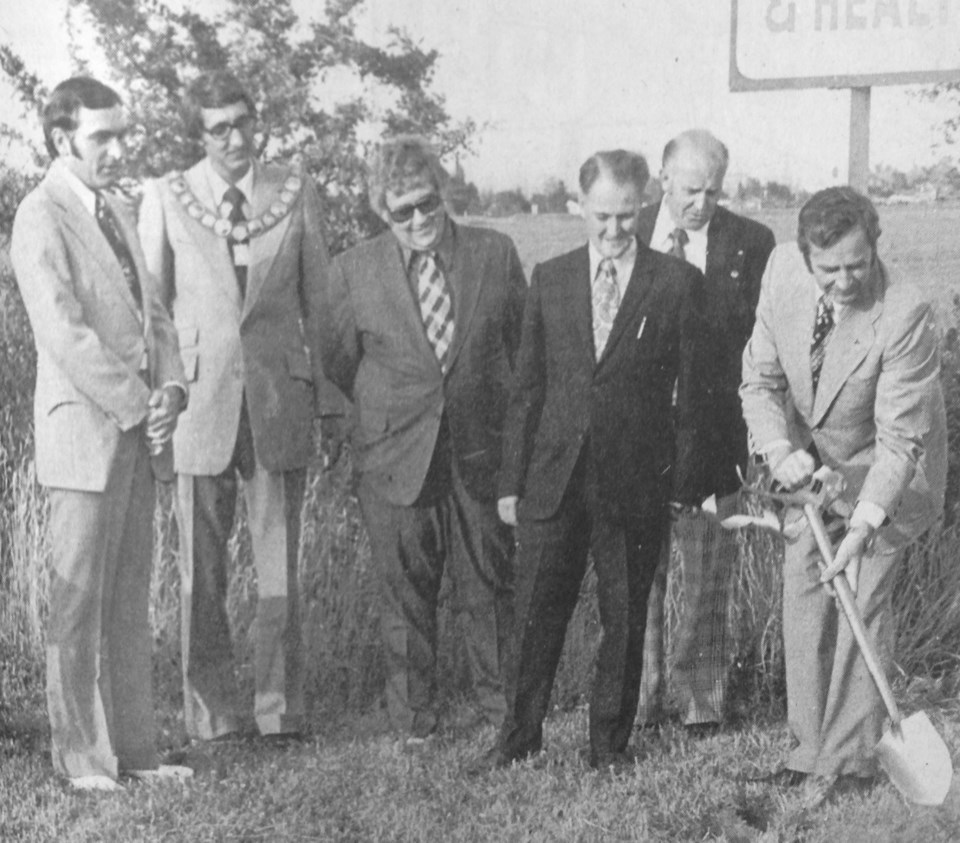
401, 217, 456, 274
588, 238, 637, 292
57, 158, 98, 218
204, 157, 255, 213
651, 200, 709, 273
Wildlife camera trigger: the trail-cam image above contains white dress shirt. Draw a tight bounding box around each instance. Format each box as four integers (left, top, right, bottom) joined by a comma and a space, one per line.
650, 201, 709, 272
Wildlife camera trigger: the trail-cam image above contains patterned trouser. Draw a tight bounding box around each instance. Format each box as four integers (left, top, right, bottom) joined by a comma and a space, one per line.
637, 510, 740, 725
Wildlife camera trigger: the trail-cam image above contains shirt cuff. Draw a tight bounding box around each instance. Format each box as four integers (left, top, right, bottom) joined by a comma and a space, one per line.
851, 500, 886, 530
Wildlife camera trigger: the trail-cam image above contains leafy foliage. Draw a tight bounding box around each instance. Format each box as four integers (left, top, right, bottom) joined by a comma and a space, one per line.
1, 0, 475, 253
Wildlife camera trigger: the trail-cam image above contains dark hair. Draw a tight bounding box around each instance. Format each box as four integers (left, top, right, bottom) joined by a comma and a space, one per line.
182, 71, 257, 139
366, 135, 448, 218
42, 76, 122, 158
661, 129, 729, 174
797, 186, 881, 269
578, 150, 649, 195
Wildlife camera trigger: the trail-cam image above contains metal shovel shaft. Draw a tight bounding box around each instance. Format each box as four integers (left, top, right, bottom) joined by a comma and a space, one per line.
802, 503, 902, 727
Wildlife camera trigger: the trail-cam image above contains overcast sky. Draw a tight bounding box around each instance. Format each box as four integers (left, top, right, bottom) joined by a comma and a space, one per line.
1, 0, 955, 193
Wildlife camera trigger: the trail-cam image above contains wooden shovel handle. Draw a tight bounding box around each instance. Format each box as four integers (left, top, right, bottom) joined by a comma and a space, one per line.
803, 503, 902, 725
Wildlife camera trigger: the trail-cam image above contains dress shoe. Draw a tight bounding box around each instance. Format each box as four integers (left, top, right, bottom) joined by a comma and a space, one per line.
588, 748, 638, 772
259, 731, 305, 748
125, 764, 194, 782
684, 722, 721, 740
68, 775, 124, 793
748, 767, 809, 787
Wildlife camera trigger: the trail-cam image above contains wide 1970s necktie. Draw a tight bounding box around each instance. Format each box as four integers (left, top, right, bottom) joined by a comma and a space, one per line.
415, 251, 455, 372
810, 295, 835, 393
592, 257, 620, 359
223, 184, 249, 297
95, 192, 142, 310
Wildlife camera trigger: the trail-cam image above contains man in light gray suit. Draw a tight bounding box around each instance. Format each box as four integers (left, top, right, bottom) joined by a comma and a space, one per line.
140, 71, 343, 743
741, 186, 946, 802
11, 77, 189, 790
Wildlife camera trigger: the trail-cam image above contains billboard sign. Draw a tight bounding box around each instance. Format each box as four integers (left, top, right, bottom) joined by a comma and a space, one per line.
731, 0, 960, 90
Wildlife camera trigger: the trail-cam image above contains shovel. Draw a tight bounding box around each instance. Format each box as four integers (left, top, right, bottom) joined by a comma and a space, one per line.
803, 502, 953, 806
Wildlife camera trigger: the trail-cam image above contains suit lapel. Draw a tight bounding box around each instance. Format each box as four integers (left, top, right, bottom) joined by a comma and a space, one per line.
45, 170, 142, 323
244, 162, 294, 317
565, 246, 596, 365
635, 205, 657, 248
811, 295, 879, 425
597, 241, 655, 366
181, 163, 243, 311
443, 223, 481, 373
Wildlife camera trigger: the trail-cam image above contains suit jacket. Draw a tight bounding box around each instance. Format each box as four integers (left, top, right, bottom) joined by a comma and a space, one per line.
636, 204, 775, 496
499, 241, 714, 524
10, 160, 186, 492
320, 222, 527, 506
139, 159, 344, 476
741, 243, 947, 545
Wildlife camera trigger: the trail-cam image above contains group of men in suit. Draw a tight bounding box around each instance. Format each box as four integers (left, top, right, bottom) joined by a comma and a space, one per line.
10, 69, 946, 803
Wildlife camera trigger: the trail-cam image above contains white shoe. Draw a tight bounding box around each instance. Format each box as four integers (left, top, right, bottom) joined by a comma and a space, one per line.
125, 764, 194, 782
68, 775, 124, 792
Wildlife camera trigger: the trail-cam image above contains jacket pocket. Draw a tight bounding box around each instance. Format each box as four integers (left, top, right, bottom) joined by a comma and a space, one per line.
286, 350, 313, 383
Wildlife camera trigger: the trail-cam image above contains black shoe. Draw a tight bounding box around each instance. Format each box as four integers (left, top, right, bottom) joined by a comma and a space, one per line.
684, 722, 721, 740
588, 747, 639, 772
259, 731, 304, 748
748, 767, 809, 787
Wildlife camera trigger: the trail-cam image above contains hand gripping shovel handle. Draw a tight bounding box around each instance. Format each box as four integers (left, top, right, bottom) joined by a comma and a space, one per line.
802, 503, 903, 728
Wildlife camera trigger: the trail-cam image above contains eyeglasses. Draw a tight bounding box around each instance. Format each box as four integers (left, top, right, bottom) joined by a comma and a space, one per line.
387, 193, 443, 223
203, 114, 256, 141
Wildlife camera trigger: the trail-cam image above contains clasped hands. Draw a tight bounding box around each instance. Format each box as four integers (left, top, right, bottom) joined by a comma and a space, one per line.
767, 444, 874, 594
145, 385, 186, 455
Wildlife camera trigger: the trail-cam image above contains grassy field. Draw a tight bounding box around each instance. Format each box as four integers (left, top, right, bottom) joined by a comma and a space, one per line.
4, 204, 960, 841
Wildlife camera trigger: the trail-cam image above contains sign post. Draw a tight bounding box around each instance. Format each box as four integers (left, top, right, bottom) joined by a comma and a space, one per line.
730, 0, 960, 189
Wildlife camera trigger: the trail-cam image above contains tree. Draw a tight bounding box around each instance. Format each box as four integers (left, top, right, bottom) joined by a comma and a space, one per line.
1, 0, 475, 253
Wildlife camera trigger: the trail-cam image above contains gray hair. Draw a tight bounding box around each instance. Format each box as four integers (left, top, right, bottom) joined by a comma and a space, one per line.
366, 135, 449, 218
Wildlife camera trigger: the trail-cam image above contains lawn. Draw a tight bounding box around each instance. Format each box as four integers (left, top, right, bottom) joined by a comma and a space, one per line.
3, 203, 960, 841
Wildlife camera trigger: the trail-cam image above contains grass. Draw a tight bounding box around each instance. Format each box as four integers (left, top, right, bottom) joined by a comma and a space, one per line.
4, 204, 960, 839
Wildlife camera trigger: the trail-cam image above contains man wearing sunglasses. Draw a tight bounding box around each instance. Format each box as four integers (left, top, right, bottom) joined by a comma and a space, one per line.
320, 136, 526, 746
140, 70, 344, 745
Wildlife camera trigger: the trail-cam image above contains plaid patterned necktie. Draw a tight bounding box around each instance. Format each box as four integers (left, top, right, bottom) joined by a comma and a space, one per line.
95, 192, 142, 310
592, 258, 620, 359
415, 251, 454, 371
223, 185, 248, 297
669, 228, 689, 261
810, 295, 834, 393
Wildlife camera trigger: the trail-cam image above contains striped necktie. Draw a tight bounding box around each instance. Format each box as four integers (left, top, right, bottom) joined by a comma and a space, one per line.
810, 296, 834, 393
415, 251, 454, 371
592, 258, 620, 358
95, 192, 142, 310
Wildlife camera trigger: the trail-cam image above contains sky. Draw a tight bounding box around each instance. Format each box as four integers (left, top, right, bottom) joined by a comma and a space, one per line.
0, 0, 956, 193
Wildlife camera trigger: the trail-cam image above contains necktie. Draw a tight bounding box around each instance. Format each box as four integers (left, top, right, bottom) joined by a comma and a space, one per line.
224, 185, 248, 297
810, 296, 834, 393
95, 192, 142, 310
592, 258, 620, 358
669, 228, 689, 261
415, 251, 455, 371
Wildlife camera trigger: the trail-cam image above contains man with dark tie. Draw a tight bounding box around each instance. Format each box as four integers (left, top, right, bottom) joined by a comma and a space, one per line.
11, 76, 189, 790
479, 150, 714, 770
741, 186, 946, 800
140, 70, 343, 743
320, 136, 526, 746
635, 130, 775, 736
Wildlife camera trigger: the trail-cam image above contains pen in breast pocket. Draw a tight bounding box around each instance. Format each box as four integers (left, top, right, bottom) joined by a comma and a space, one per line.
637, 317, 647, 341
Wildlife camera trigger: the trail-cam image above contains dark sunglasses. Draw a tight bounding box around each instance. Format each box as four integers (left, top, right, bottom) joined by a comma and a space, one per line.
387, 193, 443, 223
203, 114, 256, 141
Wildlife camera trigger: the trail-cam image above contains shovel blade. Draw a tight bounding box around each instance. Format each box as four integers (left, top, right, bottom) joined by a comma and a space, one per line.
876, 712, 953, 806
